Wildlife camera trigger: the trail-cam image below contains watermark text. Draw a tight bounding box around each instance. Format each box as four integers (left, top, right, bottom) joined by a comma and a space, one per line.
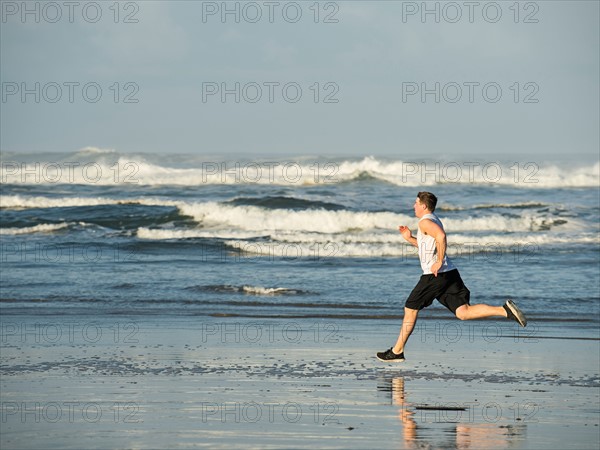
1, 1, 139, 23
201, 1, 339, 23
1, 321, 139, 344
202, 82, 339, 103
2, 82, 139, 104
401, 1, 539, 24
200, 321, 340, 344
1, 401, 141, 423
402, 82, 539, 104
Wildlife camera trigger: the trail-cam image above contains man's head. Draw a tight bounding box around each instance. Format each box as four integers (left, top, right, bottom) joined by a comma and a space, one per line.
413, 191, 437, 217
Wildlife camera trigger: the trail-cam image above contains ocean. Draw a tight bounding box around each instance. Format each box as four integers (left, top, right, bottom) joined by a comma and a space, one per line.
1, 148, 599, 336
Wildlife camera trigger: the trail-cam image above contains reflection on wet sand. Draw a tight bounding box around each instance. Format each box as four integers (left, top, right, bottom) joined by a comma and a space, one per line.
378, 376, 526, 449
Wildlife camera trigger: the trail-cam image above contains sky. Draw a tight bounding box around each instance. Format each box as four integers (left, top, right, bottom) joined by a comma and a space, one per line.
1, 0, 599, 159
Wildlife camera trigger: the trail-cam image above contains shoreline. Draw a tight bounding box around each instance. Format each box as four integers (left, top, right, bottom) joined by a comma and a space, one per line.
2, 315, 599, 449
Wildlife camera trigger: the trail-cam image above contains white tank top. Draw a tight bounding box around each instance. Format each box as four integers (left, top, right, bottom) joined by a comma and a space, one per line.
417, 213, 456, 275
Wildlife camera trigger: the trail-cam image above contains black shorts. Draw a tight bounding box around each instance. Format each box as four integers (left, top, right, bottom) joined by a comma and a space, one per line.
405, 269, 470, 314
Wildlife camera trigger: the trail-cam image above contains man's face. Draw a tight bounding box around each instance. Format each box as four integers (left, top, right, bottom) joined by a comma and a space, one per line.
413, 198, 427, 218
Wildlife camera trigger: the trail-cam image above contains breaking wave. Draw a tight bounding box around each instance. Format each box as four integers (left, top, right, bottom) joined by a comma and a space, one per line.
1, 152, 598, 188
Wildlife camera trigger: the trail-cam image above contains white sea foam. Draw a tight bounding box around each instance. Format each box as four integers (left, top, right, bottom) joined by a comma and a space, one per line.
240, 286, 299, 296
223, 233, 599, 258
1, 153, 598, 188
2, 195, 580, 236
136, 227, 264, 240
1, 195, 125, 209
334, 157, 600, 188
152, 201, 581, 235
0, 222, 70, 235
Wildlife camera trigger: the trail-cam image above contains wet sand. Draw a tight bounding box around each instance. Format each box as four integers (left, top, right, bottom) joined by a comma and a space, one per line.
1, 315, 599, 449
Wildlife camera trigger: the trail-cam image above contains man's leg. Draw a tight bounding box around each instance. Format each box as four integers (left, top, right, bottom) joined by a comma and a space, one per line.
441, 270, 524, 325
455, 301, 527, 327
392, 307, 419, 354
454, 304, 506, 320
378, 274, 436, 361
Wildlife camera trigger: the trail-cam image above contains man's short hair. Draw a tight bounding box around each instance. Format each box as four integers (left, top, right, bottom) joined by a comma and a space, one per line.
417, 191, 438, 212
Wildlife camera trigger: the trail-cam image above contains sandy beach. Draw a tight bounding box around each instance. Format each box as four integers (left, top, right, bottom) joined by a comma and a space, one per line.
1, 315, 598, 449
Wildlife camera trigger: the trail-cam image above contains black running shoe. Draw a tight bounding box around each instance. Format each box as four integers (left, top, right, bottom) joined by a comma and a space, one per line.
376, 348, 405, 362
504, 299, 527, 327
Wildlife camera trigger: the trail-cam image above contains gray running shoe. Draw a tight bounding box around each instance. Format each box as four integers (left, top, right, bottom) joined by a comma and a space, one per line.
504, 299, 527, 327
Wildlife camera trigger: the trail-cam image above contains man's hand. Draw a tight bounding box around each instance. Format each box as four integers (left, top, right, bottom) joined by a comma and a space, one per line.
398, 225, 412, 240
430, 260, 442, 277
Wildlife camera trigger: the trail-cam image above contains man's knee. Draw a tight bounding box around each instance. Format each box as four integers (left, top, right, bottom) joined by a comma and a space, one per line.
404, 307, 419, 317
455, 305, 469, 320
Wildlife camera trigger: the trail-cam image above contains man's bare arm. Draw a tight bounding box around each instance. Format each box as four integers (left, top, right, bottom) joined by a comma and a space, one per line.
398, 225, 418, 247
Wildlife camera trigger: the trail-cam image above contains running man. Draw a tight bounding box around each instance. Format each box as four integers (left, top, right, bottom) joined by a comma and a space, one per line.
377, 192, 527, 362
